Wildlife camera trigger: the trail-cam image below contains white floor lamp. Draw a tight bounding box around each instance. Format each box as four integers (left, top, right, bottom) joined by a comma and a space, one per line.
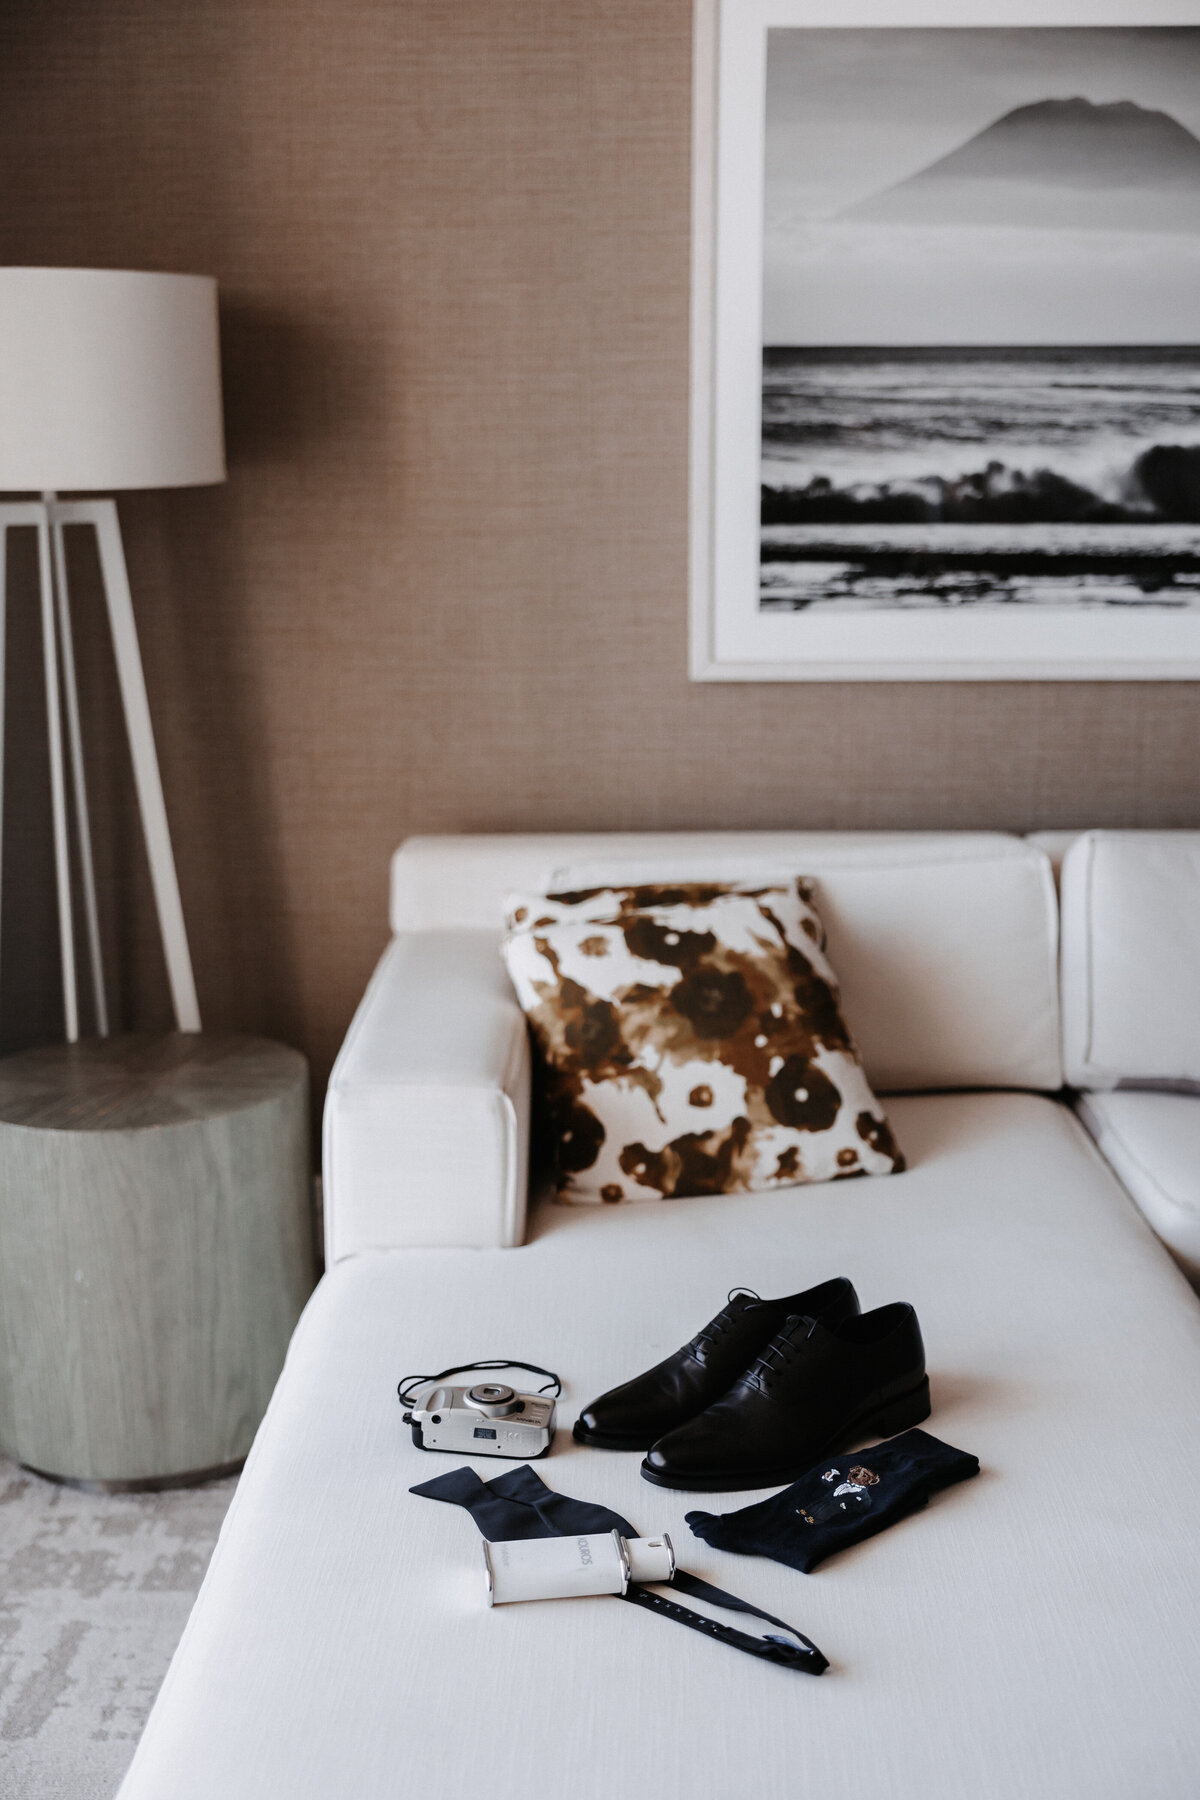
0, 267, 226, 1041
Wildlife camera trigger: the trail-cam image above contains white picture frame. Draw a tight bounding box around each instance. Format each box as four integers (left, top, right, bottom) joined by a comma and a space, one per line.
689, 0, 1200, 680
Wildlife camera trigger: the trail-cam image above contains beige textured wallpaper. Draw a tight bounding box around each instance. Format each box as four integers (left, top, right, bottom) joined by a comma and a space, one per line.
0, 0, 1197, 1090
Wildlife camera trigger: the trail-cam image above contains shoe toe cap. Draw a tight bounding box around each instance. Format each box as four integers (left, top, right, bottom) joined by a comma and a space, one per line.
574, 1392, 659, 1444
643, 1424, 711, 1476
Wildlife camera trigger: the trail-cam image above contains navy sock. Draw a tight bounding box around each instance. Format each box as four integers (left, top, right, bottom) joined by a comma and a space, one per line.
686, 1428, 979, 1573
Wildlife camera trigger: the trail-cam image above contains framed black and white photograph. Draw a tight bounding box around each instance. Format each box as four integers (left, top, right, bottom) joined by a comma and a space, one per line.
690, 0, 1200, 678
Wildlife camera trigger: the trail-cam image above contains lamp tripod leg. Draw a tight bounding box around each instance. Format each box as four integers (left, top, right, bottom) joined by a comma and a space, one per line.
47, 501, 109, 1037
91, 501, 200, 1034
35, 507, 79, 1043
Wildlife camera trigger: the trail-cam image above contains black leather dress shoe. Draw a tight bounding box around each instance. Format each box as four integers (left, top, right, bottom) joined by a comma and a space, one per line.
572, 1277, 860, 1451
641, 1301, 930, 1491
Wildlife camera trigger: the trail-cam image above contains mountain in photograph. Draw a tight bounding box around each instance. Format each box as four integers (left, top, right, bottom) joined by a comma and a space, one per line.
843, 97, 1200, 231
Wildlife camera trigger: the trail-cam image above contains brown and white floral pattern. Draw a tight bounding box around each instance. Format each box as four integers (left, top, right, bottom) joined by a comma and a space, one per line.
502, 881, 903, 1203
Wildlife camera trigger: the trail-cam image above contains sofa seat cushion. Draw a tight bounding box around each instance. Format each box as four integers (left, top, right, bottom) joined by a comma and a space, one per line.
1077, 1090, 1200, 1285
118, 1094, 1200, 1800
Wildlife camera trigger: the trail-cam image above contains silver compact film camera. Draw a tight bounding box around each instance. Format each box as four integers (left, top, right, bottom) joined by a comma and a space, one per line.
399, 1361, 559, 1459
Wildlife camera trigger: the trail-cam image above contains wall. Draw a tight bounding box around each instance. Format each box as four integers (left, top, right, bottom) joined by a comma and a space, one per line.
0, 0, 1196, 1091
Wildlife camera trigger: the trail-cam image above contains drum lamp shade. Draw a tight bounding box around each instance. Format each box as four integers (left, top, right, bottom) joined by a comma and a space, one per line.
0, 267, 225, 492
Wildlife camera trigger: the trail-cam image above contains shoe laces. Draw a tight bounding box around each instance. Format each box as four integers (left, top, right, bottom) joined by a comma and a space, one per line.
748, 1313, 816, 1391
689, 1288, 762, 1361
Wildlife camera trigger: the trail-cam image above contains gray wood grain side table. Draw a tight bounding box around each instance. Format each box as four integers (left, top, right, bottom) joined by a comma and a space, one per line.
0, 1033, 316, 1488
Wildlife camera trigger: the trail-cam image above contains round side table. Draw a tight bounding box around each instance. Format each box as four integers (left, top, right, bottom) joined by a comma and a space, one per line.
0, 1033, 315, 1489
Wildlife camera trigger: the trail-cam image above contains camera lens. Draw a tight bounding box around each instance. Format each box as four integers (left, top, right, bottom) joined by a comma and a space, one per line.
466, 1382, 520, 1416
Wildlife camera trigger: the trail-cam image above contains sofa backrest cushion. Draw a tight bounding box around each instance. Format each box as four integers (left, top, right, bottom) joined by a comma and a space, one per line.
1061, 830, 1200, 1091
391, 833, 1062, 1093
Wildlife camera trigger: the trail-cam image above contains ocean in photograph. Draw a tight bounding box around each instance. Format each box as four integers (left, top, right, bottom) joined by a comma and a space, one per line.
760, 347, 1200, 610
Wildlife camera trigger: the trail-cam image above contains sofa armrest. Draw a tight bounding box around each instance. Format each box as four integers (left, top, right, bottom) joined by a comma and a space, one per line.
322, 930, 531, 1257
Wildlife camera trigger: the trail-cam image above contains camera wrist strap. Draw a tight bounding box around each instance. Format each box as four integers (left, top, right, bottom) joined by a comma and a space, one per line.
397, 1360, 562, 1414
411, 1463, 827, 1676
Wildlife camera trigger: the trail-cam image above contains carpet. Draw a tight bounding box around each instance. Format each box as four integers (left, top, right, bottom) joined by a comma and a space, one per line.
0, 1455, 236, 1800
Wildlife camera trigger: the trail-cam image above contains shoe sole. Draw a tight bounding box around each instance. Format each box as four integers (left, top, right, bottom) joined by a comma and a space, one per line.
572, 1420, 657, 1452
638, 1375, 932, 1492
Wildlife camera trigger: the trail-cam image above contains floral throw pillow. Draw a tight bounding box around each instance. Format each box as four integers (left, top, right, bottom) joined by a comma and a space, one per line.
501, 880, 903, 1203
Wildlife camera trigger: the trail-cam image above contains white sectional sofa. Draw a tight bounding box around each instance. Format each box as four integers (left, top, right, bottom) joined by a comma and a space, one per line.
118, 831, 1200, 1800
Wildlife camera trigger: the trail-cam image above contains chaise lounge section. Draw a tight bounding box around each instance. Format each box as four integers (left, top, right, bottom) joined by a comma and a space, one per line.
117, 831, 1200, 1800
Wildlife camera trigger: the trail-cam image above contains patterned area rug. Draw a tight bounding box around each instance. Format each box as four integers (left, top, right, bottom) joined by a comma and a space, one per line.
0, 1456, 236, 1800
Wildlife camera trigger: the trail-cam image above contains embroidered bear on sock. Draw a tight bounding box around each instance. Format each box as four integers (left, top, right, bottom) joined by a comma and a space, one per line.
797, 1462, 881, 1526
